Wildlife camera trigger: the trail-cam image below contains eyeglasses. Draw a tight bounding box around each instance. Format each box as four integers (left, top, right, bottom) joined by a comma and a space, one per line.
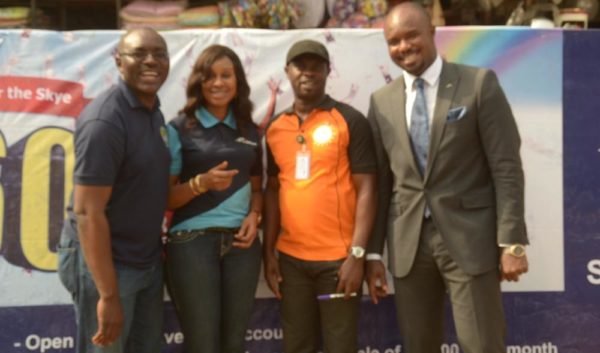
119, 51, 169, 61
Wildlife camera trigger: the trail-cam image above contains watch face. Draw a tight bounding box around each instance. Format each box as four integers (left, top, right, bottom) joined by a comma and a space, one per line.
511, 245, 525, 257
351, 246, 365, 258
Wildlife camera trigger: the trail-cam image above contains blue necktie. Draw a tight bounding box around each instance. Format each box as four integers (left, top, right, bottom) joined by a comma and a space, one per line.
409, 78, 429, 176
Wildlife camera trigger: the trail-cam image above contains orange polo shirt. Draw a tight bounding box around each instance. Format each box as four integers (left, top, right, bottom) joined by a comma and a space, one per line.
265, 96, 376, 261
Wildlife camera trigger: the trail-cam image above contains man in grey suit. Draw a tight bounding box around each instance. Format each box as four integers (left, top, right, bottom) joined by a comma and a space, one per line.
366, 3, 529, 353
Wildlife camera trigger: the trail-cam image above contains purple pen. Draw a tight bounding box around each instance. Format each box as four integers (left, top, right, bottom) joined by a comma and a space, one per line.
317, 292, 358, 300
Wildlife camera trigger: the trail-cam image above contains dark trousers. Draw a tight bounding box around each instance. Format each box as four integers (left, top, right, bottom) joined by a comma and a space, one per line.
279, 252, 359, 353
393, 218, 505, 353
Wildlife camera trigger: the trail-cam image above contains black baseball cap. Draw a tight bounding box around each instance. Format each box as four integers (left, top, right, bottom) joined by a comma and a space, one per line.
286, 39, 330, 64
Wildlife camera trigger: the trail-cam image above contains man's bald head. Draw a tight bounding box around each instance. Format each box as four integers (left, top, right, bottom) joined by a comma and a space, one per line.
115, 28, 170, 109
383, 2, 437, 76
118, 28, 167, 53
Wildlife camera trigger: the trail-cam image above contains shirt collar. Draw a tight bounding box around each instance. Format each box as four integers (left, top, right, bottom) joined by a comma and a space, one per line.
402, 55, 443, 90
117, 78, 161, 111
196, 107, 237, 129
283, 95, 336, 115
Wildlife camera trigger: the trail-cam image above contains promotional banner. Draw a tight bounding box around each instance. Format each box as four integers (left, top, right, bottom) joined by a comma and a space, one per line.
0, 27, 597, 353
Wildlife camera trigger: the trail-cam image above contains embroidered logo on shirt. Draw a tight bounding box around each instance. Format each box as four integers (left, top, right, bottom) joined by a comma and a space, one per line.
235, 137, 257, 147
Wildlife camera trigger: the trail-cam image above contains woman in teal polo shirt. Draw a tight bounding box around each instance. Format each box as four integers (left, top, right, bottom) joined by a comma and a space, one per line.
165, 44, 262, 353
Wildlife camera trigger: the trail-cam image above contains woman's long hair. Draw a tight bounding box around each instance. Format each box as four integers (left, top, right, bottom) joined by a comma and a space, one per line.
180, 44, 254, 134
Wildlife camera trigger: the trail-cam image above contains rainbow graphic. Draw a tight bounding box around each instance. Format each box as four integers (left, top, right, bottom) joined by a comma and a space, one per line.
435, 28, 563, 105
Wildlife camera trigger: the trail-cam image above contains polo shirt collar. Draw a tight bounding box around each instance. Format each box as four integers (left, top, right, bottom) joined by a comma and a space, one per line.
117, 79, 161, 111
284, 95, 336, 115
196, 107, 237, 129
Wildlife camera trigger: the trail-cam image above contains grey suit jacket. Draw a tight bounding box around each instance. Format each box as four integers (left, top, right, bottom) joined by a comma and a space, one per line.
367, 61, 528, 277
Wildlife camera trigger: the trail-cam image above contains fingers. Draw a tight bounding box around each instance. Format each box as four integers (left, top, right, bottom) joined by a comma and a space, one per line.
233, 217, 257, 248
206, 169, 239, 191
199, 161, 239, 191
335, 268, 345, 294
366, 261, 388, 304
367, 275, 388, 304
368, 285, 379, 304
269, 281, 282, 299
368, 278, 388, 304
233, 227, 256, 248
501, 270, 524, 282
264, 258, 283, 299
501, 267, 527, 282
92, 322, 120, 346
500, 254, 529, 282
336, 259, 363, 299
266, 270, 282, 299
92, 298, 123, 347
211, 160, 229, 170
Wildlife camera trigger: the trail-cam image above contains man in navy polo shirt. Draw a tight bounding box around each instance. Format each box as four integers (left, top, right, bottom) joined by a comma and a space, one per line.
57, 28, 170, 353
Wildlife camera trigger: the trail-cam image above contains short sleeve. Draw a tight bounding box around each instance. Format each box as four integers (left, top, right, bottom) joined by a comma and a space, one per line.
74, 120, 125, 186
167, 124, 182, 175
337, 104, 377, 174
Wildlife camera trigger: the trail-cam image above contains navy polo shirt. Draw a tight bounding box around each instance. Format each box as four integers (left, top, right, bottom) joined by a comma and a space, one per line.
167, 107, 262, 231
63, 79, 171, 269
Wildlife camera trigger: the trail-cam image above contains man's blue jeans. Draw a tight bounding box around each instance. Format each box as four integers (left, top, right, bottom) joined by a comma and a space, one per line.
57, 233, 164, 353
165, 229, 261, 353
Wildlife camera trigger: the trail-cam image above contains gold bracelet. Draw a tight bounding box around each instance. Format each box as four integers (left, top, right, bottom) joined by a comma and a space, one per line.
193, 174, 207, 194
188, 178, 201, 196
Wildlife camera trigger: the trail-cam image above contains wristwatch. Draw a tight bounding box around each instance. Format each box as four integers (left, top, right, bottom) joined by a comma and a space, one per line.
504, 244, 526, 258
349, 246, 366, 259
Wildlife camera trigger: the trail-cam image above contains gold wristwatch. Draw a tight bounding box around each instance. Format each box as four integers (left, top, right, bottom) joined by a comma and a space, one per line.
504, 244, 526, 257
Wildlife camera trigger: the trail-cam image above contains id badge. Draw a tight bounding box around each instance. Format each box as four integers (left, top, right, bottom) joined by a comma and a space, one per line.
295, 149, 311, 180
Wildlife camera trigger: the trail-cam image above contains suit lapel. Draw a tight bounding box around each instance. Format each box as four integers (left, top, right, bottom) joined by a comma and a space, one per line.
384, 78, 422, 178
425, 61, 458, 183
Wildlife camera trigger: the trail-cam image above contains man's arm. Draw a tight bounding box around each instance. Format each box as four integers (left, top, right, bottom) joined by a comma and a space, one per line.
476, 69, 529, 280
73, 184, 122, 347
263, 176, 282, 299
336, 173, 376, 298
365, 98, 392, 303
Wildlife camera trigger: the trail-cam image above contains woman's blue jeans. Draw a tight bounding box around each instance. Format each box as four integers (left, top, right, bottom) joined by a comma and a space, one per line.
165, 229, 261, 353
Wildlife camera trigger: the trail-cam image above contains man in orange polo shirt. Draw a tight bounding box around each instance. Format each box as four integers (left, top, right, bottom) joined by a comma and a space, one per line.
263, 39, 377, 353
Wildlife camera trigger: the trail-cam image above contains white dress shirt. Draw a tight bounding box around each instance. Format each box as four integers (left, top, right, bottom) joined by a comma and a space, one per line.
403, 55, 443, 130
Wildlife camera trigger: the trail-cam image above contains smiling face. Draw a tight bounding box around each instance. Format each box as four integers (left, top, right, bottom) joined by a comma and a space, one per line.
201, 56, 237, 119
285, 54, 329, 104
116, 29, 169, 109
384, 3, 437, 76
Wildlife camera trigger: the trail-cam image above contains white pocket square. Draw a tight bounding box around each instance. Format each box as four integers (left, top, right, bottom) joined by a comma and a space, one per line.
447, 106, 467, 123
